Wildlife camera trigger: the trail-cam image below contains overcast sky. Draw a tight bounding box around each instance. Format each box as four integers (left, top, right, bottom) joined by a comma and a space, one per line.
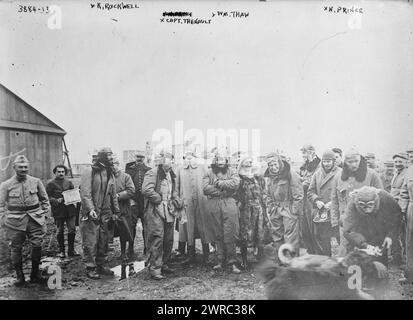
1, 1, 413, 163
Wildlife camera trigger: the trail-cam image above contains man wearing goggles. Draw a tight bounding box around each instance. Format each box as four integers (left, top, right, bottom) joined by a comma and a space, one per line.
343, 186, 402, 266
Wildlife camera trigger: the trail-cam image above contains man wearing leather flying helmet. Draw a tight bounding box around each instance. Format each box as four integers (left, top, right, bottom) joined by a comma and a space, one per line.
343, 186, 402, 266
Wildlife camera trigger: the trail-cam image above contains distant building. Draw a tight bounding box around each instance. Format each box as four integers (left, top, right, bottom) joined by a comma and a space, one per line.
71, 163, 90, 176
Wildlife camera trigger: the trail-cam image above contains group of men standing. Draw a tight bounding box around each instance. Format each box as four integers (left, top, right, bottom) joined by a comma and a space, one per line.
299, 146, 413, 283
2, 144, 413, 286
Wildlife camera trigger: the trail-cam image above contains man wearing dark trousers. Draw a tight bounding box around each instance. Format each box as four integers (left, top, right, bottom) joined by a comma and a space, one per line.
126, 151, 151, 259
46, 165, 80, 258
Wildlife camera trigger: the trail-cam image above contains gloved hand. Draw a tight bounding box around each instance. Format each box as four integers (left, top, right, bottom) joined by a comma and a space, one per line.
364, 244, 382, 257
366, 244, 376, 252
315, 201, 325, 210
89, 209, 97, 220
112, 214, 121, 222
172, 198, 184, 210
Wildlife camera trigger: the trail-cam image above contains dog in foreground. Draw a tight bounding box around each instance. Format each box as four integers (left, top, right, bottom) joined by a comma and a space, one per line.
257, 243, 388, 300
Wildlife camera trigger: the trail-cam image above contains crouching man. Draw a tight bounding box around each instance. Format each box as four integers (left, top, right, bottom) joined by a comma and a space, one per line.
142, 151, 181, 280
343, 186, 401, 267
0, 155, 50, 286
80, 147, 121, 279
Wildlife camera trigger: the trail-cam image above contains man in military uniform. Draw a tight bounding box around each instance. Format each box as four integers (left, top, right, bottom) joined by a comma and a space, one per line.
380, 161, 395, 193
0, 155, 50, 286
125, 151, 151, 258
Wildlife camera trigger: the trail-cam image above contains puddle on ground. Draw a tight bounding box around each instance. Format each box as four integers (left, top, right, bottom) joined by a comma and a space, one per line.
111, 261, 145, 278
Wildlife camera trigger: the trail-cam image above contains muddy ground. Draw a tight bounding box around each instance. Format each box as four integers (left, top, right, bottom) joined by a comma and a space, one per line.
1, 219, 413, 300
0, 220, 266, 300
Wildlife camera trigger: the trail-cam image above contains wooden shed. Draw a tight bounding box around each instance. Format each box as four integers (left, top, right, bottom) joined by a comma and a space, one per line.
0, 83, 67, 182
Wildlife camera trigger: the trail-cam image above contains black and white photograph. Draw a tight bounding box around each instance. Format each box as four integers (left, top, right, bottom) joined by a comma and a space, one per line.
1, 0, 413, 304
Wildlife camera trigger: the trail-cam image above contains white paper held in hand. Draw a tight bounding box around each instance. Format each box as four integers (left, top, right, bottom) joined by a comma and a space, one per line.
62, 188, 81, 206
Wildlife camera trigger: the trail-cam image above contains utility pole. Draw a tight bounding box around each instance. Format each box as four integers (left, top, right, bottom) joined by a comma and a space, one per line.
62, 137, 73, 178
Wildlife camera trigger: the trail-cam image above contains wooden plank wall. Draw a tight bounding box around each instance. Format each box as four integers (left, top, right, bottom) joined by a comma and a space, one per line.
0, 86, 52, 127
0, 129, 63, 183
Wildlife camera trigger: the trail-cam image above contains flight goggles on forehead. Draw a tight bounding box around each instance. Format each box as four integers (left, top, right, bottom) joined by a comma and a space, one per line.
357, 200, 375, 209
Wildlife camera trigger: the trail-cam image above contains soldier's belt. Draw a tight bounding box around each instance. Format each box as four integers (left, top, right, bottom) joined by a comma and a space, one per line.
7, 203, 40, 211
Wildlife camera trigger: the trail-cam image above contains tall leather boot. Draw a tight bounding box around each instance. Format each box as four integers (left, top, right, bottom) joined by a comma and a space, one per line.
128, 228, 136, 259
182, 245, 196, 266
142, 234, 146, 255
141, 222, 146, 256
172, 241, 186, 262
30, 247, 44, 284
128, 262, 136, 277
13, 262, 25, 287
256, 245, 264, 262
57, 232, 65, 258
178, 241, 186, 255
120, 261, 127, 280
67, 232, 80, 257
202, 243, 211, 265
241, 245, 248, 270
